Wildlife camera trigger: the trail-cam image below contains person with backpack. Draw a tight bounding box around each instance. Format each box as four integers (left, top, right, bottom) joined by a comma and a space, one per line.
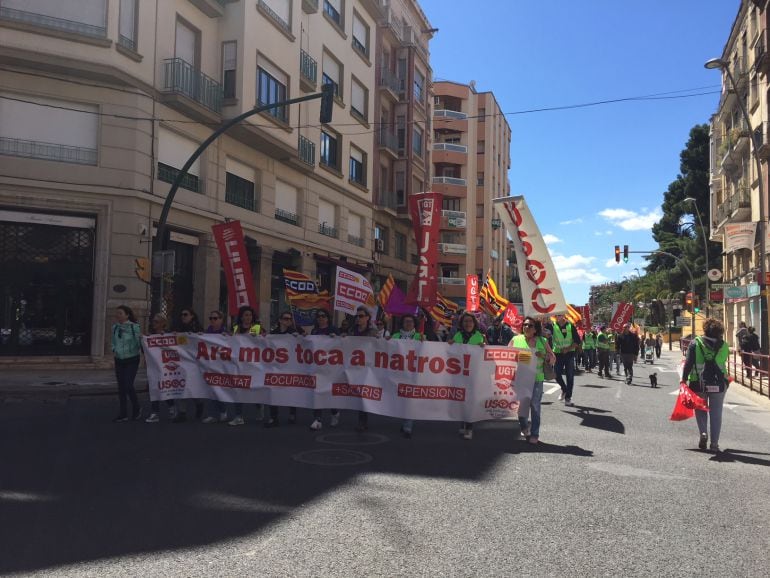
681, 318, 730, 453
111, 305, 142, 422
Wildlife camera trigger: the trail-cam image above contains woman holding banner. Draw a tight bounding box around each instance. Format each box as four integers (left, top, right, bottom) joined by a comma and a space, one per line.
454, 312, 486, 440
390, 314, 425, 439
202, 311, 230, 424
309, 309, 341, 430
511, 316, 555, 444
349, 306, 379, 432
228, 306, 263, 426
265, 311, 302, 427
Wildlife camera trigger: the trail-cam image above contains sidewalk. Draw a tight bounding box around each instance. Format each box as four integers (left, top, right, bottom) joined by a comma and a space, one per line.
0, 366, 148, 400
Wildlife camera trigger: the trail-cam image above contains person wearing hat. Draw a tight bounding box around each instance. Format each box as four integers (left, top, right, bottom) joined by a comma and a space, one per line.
485, 314, 514, 345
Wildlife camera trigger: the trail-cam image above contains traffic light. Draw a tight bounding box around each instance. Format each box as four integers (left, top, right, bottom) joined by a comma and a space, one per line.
614, 245, 620, 263
319, 82, 335, 124
623, 245, 629, 263
693, 295, 700, 314
685, 292, 693, 312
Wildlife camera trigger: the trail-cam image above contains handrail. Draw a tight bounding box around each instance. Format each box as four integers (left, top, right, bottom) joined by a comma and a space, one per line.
679, 338, 769, 398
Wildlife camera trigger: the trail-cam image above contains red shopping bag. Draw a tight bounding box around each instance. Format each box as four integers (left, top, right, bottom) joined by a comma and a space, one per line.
670, 383, 709, 421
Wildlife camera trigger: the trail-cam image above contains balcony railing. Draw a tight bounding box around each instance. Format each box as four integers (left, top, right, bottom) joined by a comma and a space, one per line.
375, 190, 398, 211
438, 243, 467, 255
118, 34, 137, 52
378, 67, 402, 94
258, 0, 291, 33
319, 223, 338, 238
432, 176, 466, 186
275, 208, 299, 225
300, 49, 317, 86
442, 210, 467, 228
378, 130, 399, 154
299, 135, 315, 166
162, 58, 223, 113
433, 143, 468, 153
0, 136, 97, 165
439, 277, 465, 285
434, 109, 467, 120
348, 234, 365, 247
0, 6, 106, 38
158, 163, 201, 193
225, 187, 257, 212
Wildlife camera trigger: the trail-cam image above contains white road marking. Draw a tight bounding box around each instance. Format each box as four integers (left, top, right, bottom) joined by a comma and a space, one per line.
615, 386, 622, 399
544, 384, 561, 395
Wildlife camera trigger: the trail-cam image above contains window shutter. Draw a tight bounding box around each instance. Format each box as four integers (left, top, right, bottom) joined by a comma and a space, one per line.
7, 0, 106, 28
158, 128, 199, 176
275, 180, 298, 213
175, 20, 197, 65
263, 0, 290, 24
350, 147, 363, 163
119, 0, 136, 40
318, 199, 335, 226
223, 42, 237, 70
351, 81, 365, 114
226, 157, 254, 183
323, 53, 340, 84
349, 213, 362, 238
327, 0, 341, 11
352, 14, 367, 47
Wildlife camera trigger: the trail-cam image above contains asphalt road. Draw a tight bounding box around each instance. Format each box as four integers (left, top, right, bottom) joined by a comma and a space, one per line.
2, 348, 770, 577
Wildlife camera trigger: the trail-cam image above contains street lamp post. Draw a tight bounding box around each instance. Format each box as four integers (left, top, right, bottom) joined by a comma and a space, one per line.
706, 58, 768, 355
683, 196, 709, 315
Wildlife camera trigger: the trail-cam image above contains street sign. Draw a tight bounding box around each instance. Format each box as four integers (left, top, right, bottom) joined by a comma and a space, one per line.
674, 317, 690, 327
710, 290, 724, 302
152, 250, 175, 277
711, 283, 735, 289
707, 269, 722, 281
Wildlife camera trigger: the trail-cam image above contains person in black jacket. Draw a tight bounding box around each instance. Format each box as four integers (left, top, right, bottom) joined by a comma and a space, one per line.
616, 324, 640, 384
743, 326, 760, 378
485, 315, 514, 345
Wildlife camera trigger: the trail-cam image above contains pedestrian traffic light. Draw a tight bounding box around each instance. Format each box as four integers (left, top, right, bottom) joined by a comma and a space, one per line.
614, 245, 620, 263
685, 292, 693, 312
319, 82, 335, 124
693, 296, 700, 314
623, 245, 629, 263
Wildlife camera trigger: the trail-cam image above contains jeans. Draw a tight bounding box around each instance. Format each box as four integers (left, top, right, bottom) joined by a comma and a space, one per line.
519, 380, 543, 438
115, 356, 140, 418
597, 350, 610, 377
695, 390, 726, 444
589, 349, 597, 369
614, 353, 621, 374
402, 419, 414, 433
554, 352, 575, 400
205, 399, 225, 418
621, 353, 635, 380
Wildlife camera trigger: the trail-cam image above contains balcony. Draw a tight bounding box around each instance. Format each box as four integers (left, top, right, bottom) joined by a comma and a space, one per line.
302, 0, 319, 13
756, 34, 769, 74
187, 0, 226, 18
755, 122, 770, 159
378, 130, 399, 158
715, 187, 752, 226
258, 0, 292, 34
434, 109, 467, 120
441, 210, 466, 229
161, 58, 223, 116
300, 49, 317, 92
378, 68, 403, 100
0, 136, 97, 165
438, 243, 467, 255
319, 222, 338, 238
439, 277, 465, 286
0, 5, 107, 39
348, 234, 365, 247
374, 190, 398, 211
298, 135, 315, 166
275, 208, 299, 226
434, 143, 468, 153
432, 176, 466, 186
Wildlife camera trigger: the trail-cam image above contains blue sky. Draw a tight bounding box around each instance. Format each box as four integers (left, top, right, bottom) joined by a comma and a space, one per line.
420, 0, 739, 304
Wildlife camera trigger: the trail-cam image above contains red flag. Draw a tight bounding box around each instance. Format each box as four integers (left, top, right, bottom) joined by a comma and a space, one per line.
579, 305, 592, 330
502, 303, 523, 333
407, 192, 442, 309
609, 302, 634, 332
466, 274, 480, 312
212, 221, 257, 317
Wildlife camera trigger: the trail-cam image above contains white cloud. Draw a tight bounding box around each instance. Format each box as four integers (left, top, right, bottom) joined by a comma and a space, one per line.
599, 207, 662, 231
605, 258, 621, 268
549, 252, 609, 285
542, 234, 563, 245
559, 218, 583, 225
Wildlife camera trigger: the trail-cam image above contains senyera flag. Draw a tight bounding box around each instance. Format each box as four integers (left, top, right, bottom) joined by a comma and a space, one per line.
212, 220, 257, 317
283, 269, 331, 327
493, 196, 568, 317
466, 274, 480, 312
429, 292, 459, 328
609, 302, 634, 332
407, 191, 443, 309
480, 271, 509, 317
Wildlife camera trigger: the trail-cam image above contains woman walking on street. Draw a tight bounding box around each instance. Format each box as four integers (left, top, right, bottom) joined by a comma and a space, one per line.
511, 317, 555, 444
202, 311, 230, 424
171, 308, 204, 422
389, 314, 425, 438
229, 306, 263, 426
681, 318, 730, 453
454, 312, 486, 440
265, 311, 302, 427
309, 309, 341, 430
144, 314, 176, 423
348, 306, 378, 432
111, 305, 142, 422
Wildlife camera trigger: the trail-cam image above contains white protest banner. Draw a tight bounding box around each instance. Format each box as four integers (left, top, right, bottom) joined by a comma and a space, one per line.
143, 334, 537, 423
334, 266, 376, 317
493, 196, 568, 316
724, 222, 757, 253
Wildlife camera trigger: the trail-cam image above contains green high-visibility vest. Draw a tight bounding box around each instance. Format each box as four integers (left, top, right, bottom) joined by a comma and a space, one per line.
596, 332, 610, 350
552, 322, 574, 353
512, 334, 547, 381
688, 336, 728, 382
584, 334, 596, 349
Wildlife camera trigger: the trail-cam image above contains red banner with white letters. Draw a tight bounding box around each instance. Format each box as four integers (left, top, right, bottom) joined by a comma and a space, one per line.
609, 302, 634, 332
407, 192, 443, 309
502, 303, 523, 333
579, 305, 592, 330
212, 221, 257, 317
466, 274, 480, 312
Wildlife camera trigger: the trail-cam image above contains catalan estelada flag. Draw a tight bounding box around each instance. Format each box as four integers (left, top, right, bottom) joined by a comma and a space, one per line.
378, 274, 395, 308
429, 292, 459, 327
479, 272, 509, 317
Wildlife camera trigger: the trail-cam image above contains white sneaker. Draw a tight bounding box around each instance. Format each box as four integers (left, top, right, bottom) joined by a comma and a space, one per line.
145, 413, 159, 423
558, 392, 564, 401
202, 416, 217, 424
463, 429, 473, 440
565, 399, 574, 407
330, 413, 340, 428
309, 419, 322, 431
228, 416, 245, 426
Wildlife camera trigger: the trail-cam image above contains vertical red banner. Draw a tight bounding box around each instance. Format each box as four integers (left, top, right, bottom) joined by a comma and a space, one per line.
580, 305, 592, 331
466, 274, 480, 312
502, 303, 523, 333
609, 302, 633, 332
407, 192, 443, 309
212, 221, 257, 317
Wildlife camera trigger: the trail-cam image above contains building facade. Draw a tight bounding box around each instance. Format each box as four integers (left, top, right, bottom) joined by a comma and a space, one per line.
709, 0, 769, 345
0, 0, 409, 361
432, 81, 511, 306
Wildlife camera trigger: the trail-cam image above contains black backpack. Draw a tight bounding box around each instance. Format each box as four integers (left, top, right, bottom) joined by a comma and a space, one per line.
695, 339, 727, 393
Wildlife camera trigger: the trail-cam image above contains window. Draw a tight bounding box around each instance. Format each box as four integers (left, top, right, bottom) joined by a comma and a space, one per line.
348, 213, 364, 246
260, 0, 291, 32
320, 130, 339, 169
397, 116, 406, 150
352, 12, 369, 57
443, 198, 461, 211
350, 77, 367, 120
323, 0, 343, 28
477, 140, 485, 154
225, 158, 258, 211
412, 126, 423, 157
413, 69, 425, 104
118, 0, 137, 51
158, 127, 201, 192
322, 52, 342, 99
349, 146, 366, 186
476, 235, 484, 249
318, 198, 337, 237
441, 266, 460, 278
0, 94, 98, 165
175, 18, 198, 67
222, 41, 237, 99
258, 63, 288, 123
1, 0, 107, 37
476, 204, 484, 217
275, 180, 299, 224
478, 107, 486, 121
395, 171, 405, 205
375, 225, 389, 255
395, 232, 407, 260
477, 172, 485, 186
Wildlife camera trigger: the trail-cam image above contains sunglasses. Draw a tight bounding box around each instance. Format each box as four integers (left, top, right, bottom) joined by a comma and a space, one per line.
181, 312, 191, 317
522, 323, 534, 328
209, 316, 220, 321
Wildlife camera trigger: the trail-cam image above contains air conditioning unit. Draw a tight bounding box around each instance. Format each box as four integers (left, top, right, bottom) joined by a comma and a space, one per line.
374, 238, 385, 253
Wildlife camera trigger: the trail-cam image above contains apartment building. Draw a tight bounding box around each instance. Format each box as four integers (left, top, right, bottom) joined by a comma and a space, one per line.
0, 0, 384, 361
370, 0, 433, 295
432, 81, 512, 306
709, 0, 769, 343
